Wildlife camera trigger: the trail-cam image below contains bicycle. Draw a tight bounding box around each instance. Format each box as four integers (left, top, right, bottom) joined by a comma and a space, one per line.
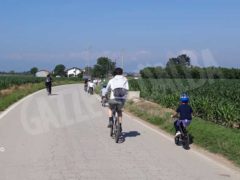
174, 119, 190, 150
88, 87, 94, 95
110, 103, 122, 143
101, 96, 108, 107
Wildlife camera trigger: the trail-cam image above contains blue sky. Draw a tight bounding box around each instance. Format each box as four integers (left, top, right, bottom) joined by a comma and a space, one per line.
0, 0, 240, 72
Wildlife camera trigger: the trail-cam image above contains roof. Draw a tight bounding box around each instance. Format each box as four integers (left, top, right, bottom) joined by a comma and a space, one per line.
37, 70, 50, 73
66, 67, 82, 72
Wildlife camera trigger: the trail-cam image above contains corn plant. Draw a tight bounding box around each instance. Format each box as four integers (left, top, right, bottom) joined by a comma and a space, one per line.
129, 79, 240, 128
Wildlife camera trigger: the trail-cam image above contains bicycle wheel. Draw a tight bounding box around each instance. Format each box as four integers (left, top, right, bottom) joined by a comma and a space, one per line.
110, 112, 116, 137
115, 119, 120, 143
174, 136, 180, 145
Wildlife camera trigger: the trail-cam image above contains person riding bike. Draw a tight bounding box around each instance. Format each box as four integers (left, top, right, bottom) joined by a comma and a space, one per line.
88, 80, 95, 94
84, 79, 88, 92
172, 93, 193, 137
101, 84, 108, 104
45, 74, 52, 95
105, 67, 129, 131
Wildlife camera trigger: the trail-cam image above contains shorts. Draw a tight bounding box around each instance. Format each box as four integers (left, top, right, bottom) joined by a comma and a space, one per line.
176, 119, 191, 127
108, 99, 125, 112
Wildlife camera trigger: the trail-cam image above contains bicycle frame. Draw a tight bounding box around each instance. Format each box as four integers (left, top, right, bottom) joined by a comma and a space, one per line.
178, 121, 189, 149
179, 121, 187, 136
174, 119, 190, 149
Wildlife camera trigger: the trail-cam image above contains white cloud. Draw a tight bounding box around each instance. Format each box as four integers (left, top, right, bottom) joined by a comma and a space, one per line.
201, 49, 219, 67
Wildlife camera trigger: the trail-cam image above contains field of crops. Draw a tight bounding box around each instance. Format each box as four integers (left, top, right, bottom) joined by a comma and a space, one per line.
129, 79, 240, 128
0, 76, 44, 90
0, 76, 84, 91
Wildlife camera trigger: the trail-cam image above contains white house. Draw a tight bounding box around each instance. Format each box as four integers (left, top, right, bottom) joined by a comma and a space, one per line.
66, 67, 82, 77
35, 70, 50, 77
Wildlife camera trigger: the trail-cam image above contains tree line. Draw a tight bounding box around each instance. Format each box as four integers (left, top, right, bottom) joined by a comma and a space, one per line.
25, 57, 116, 78
140, 54, 240, 79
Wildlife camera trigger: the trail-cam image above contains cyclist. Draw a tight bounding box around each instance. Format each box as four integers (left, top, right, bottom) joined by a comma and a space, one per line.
105, 67, 129, 131
172, 93, 193, 137
84, 79, 88, 92
88, 80, 94, 94
45, 74, 52, 95
101, 84, 108, 104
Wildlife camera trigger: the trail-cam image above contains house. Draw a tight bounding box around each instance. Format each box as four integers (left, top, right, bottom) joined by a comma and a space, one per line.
66, 67, 82, 77
35, 70, 50, 77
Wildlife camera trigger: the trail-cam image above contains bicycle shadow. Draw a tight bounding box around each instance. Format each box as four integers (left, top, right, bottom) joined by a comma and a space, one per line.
118, 131, 141, 143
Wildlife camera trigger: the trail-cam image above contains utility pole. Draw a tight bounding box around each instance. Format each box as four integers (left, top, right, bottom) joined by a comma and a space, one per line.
87, 45, 92, 78
121, 49, 124, 69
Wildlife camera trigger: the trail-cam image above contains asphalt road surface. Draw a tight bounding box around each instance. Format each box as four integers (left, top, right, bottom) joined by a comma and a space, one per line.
0, 84, 240, 180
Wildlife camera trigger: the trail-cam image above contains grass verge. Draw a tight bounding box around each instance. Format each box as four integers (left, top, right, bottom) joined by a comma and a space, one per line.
0, 80, 81, 111
125, 99, 240, 167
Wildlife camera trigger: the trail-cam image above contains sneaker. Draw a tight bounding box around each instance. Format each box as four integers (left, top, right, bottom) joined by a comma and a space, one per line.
175, 131, 181, 137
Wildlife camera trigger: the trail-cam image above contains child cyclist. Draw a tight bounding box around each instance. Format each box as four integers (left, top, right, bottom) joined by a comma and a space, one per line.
172, 93, 193, 137
101, 84, 108, 104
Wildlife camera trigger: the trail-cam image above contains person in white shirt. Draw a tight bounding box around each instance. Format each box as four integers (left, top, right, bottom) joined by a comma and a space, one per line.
101, 84, 108, 106
101, 85, 107, 98
88, 80, 95, 94
105, 67, 129, 130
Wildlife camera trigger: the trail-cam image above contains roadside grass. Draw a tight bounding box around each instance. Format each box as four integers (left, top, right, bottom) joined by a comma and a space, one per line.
0, 80, 81, 111
125, 100, 240, 167
0, 83, 44, 111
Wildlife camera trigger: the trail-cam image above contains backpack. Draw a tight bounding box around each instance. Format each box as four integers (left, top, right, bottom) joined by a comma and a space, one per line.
46, 77, 51, 83
113, 88, 127, 98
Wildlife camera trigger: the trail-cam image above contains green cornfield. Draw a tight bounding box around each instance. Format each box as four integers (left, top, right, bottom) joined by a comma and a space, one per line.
0, 76, 44, 90
0, 76, 83, 91
129, 79, 240, 128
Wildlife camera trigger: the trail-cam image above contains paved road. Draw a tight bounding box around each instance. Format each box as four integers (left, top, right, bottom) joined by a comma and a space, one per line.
0, 84, 240, 180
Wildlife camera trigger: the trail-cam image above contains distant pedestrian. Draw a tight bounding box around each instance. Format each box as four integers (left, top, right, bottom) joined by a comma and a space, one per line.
45, 74, 52, 95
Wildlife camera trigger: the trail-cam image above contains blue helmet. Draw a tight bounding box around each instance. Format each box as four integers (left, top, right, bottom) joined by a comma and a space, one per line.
180, 93, 189, 103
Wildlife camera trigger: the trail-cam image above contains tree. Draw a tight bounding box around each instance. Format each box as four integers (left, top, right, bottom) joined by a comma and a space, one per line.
30, 67, 38, 76
166, 54, 191, 78
178, 54, 191, 67
140, 67, 155, 78
166, 54, 191, 68
154, 66, 168, 78
54, 64, 66, 77
190, 68, 201, 79
92, 57, 115, 78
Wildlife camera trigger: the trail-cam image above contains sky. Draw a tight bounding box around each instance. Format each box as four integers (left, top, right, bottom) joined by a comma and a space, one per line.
0, 0, 240, 72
